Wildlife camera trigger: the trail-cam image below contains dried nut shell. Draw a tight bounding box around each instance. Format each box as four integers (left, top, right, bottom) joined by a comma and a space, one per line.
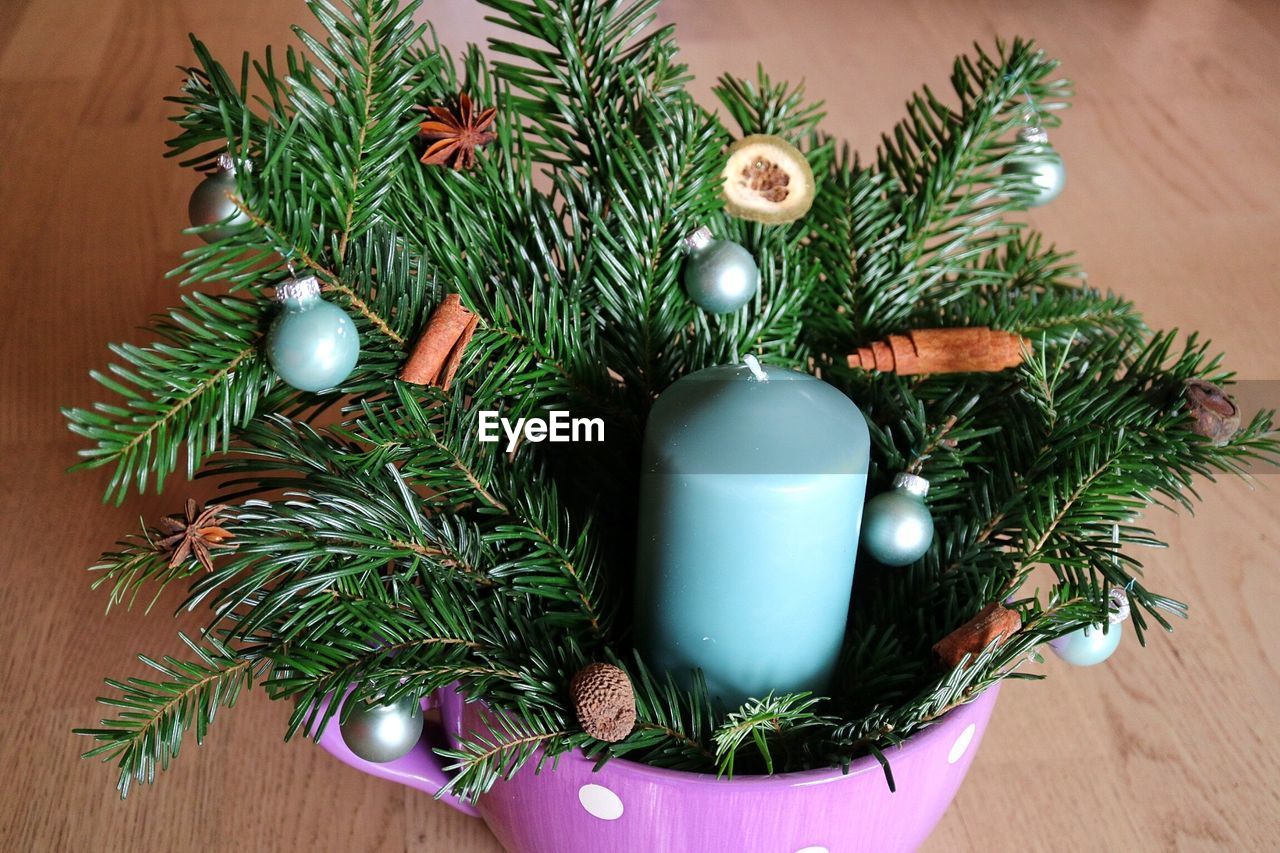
1183, 378, 1240, 446
570, 662, 636, 742
721, 134, 815, 224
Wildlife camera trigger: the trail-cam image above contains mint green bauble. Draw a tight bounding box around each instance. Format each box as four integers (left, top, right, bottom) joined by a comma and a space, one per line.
861, 473, 934, 566
1050, 587, 1129, 666
267, 275, 360, 392
1049, 621, 1122, 666
682, 227, 759, 314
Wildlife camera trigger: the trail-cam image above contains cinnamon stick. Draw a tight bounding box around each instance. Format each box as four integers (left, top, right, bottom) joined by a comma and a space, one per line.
847, 328, 1030, 375
399, 294, 479, 390
932, 603, 1022, 668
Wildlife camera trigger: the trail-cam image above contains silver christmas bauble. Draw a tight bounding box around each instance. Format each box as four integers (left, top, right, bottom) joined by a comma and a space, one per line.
188, 154, 250, 243
339, 693, 424, 763
861, 473, 934, 566
682, 227, 759, 314
1002, 128, 1065, 208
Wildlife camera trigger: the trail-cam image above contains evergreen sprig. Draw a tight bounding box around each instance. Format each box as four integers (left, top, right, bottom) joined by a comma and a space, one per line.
63, 293, 278, 504
69, 0, 1278, 802
76, 634, 258, 797
713, 693, 833, 776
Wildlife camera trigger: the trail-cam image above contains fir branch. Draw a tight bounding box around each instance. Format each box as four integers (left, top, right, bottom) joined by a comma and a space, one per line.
63, 293, 278, 504
486, 487, 612, 637
927, 233, 1145, 345
324, 278, 406, 347
232, 203, 406, 346
590, 653, 718, 770
332, 388, 516, 513
438, 707, 574, 803
803, 146, 900, 348
391, 390, 511, 512
76, 635, 256, 798
714, 67, 827, 138
165, 39, 271, 167
812, 38, 1073, 342
713, 693, 831, 776
185, 458, 503, 637
482, 0, 684, 170
393, 130, 631, 432
89, 518, 210, 612
583, 98, 726, 395
283, 628, 480, 738
290, 0, 433, 255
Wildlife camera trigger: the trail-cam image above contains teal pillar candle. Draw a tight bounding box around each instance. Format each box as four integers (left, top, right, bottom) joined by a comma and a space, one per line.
634, 357, 870, 707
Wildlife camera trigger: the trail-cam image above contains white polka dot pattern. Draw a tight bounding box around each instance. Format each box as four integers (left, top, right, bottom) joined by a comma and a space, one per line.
794, 847, 830, 853
948, 722, 977, 765
578, 783, 624, 820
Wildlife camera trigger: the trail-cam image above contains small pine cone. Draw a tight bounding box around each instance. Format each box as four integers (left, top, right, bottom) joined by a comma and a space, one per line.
571, 663, 637, 743
1183, 379, 1240, 446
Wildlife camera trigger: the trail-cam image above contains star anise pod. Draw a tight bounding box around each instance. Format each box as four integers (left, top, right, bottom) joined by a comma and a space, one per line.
155, 499, 236, 572
419, 92, 497, 170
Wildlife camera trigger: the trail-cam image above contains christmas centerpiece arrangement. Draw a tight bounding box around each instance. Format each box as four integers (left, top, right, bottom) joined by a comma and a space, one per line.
69, 0, 1274, 845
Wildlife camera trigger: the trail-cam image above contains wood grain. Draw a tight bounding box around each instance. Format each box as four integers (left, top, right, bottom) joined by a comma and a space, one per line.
2, 1, 1278, 850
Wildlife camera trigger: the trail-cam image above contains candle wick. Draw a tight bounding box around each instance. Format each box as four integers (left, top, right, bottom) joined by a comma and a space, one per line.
743, 354, 768, 382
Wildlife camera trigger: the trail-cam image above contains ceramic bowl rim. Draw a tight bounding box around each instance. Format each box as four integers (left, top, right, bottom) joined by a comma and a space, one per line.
483, 683, 999, 789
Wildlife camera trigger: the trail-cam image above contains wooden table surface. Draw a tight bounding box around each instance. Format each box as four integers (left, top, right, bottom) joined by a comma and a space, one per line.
3, 0, 1279, 850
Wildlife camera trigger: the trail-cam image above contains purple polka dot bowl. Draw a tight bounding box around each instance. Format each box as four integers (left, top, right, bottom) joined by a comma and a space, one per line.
316, 683, 1000, 853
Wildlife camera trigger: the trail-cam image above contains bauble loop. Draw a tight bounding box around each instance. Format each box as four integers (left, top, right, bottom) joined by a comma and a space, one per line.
274, 274, 322, 304
891, 472, 929, 498
682, 226, 715, 253
571, 662, 636, 742
1107, 586, 1131, 625
1016, 125, 1050, 145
